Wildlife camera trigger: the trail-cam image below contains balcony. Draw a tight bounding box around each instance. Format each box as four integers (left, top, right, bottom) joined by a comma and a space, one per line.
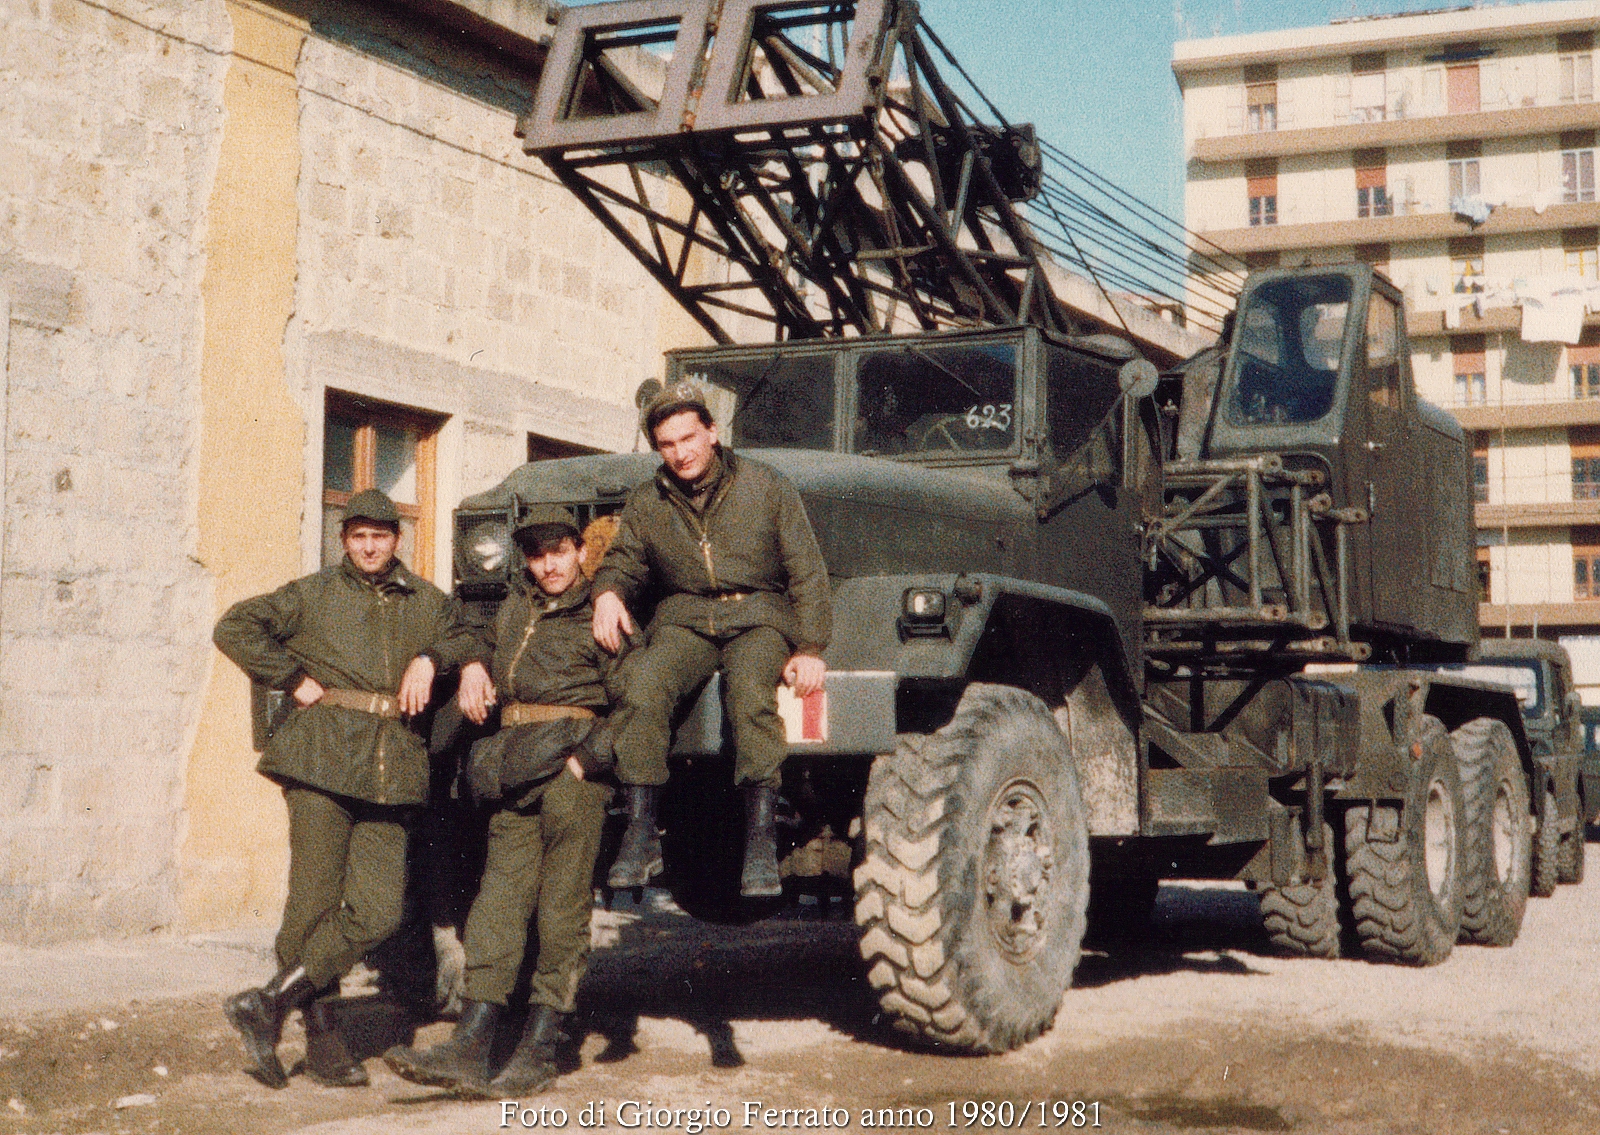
1197, 200, 1600, 256
1475, 500, 1600, 528
1448, 395, 1600, 431
1479, 601, 1600, 629
1192, 100, 1600, 164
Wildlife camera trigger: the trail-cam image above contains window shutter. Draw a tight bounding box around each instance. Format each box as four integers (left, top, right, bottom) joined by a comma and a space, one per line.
1226, 93, 1245, 133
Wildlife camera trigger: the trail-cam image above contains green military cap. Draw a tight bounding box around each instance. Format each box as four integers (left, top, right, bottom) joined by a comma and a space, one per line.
513, 504, 582, 554
642, 380, 712, 438
343, 488, 401, 528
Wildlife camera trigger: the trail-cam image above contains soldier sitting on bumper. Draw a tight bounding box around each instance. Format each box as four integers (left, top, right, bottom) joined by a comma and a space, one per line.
213, 489, 480, 1089
385, 506, 625, 1098
593, 383, 832, 898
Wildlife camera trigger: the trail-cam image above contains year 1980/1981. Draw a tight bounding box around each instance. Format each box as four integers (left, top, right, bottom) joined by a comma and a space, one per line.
944, 1101, 1101, 1129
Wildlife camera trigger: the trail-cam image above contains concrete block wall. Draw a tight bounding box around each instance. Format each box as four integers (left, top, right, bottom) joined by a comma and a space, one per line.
0, 0, 229, 941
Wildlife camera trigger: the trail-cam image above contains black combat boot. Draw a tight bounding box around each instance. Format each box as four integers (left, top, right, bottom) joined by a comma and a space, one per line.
463, 1005, 569, 1099
740, 784, 783, 898
607, 785, 664, 888
302, 999, 369, 1088
382, 999, 501, 1090
223, 966, 316, 1090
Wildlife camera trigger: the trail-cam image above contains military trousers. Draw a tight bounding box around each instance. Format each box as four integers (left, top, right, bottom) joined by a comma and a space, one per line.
614, 624, 790, 789
462, 770, 612, 1013
276, 786, 411, 991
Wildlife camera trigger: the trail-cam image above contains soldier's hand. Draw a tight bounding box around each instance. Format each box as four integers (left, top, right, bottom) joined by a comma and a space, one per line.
398, 655, 437, 716
566, 755, 586, 781
783, 653, 826, 699
592, 590, 635, 654
292, 675, 326, 708
458, 661, 496, 725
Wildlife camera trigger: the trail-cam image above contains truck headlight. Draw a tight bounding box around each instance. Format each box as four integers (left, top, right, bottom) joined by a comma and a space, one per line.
903, 588, 947, 622
900, 588, 950, 638
468, 522, 511, 575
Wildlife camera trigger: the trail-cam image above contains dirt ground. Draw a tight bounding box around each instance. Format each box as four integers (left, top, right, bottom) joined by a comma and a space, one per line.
4, 874, 1600, 1135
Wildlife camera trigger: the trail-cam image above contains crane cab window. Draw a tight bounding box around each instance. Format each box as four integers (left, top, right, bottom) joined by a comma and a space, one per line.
682, 354, 836, 450
854, 341, 1019, 458
1224, 275, 1351, 426
1367, 293, 1402, 412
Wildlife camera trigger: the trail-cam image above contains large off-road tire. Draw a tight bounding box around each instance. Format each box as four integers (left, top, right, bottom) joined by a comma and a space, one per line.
1531, 789, 1560, 898
1452, 718, 1531, 946
1559, 791, 1587, 885
854, 684, 1090, 1053
1258, 823, 1342, 959
1345, 715, 1463, 966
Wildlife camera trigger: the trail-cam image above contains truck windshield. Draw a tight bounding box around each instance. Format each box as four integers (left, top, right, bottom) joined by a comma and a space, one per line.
854, 341, 1019, 457
1225, 275, 1352, 427
680, 354, 836, 450
1451, 662, 1546, 718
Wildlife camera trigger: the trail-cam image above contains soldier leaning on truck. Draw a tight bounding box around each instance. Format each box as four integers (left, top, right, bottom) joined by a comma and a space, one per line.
385, 506, 625, 1098
594, 382, 832, 897
212, 489, 480, 1090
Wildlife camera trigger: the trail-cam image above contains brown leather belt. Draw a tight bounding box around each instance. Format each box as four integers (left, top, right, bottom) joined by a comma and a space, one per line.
320, 688, 402, 719
502, 702, 596, 727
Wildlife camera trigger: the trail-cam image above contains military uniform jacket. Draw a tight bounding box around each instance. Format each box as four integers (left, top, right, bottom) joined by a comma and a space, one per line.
465, 575, 626, 807
592, 449, 832, 654
214, 558, 479, 806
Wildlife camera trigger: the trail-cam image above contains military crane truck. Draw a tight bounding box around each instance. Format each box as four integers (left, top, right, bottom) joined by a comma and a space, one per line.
447, 0, 1555, 1054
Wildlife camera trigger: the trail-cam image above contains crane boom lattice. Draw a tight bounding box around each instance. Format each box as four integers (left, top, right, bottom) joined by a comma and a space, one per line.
519, 0, 1069, 343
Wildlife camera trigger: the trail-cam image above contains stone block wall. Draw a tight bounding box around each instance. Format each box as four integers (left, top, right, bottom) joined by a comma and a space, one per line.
0, 0, 229, 941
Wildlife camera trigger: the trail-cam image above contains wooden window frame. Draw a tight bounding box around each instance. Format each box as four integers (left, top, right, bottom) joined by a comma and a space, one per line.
323, 391, 446, 580
1246, 83, 1277, 133
1560, 52, 1594, 103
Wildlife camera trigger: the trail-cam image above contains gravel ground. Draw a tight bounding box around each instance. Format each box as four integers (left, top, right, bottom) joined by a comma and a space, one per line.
3, 868, 1599, 1135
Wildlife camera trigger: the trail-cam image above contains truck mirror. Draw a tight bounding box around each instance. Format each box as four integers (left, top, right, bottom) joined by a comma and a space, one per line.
1118, 358, 1159, 400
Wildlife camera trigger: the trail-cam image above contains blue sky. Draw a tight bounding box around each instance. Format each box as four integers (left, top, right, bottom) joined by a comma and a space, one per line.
918, 0, 1442, 222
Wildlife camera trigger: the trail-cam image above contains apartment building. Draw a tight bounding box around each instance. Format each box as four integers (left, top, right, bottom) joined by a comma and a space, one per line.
1175, 0, 1600, 699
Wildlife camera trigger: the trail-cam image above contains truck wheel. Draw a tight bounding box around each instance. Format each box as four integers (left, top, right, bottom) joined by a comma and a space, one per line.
1344, 715, 1462, 966
1452, 718, 1530, 947
1559, 794, 1586, 885
1531, 789, 1559, 898
1258, 823, 1342, 959
854, 684, 1089, 1053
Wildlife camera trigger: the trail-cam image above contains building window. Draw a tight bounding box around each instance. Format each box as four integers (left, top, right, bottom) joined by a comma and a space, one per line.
1560, 33, 1594, 102
1563, 131, 1597, 203
1472, 441, 1489, 504
1449, 236, 1485, 294
1355, 149, 1391, 218
1448, 157, 1481, 201
1576, 457, 1600, 500
1577, 549, 1600, 599
1246, 159, 1277, 227
323, 392, 445, 578
1351, 53, 1386, 122
1446, 58, 1480, 115
1573, 339, 1600, 399
1246, 83, 1277, 132
1452, 334, 1486, 406
1476, 546, 1491, 603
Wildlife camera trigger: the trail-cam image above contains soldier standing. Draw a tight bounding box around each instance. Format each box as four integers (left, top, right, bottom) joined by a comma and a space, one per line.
384, 507, 623, 1096
594, 383, 831, 897
213, 490, 479, 1089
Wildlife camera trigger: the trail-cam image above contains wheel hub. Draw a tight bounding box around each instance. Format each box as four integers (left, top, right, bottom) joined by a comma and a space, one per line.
1424, 775, 1456, 900
983, 780, 1055, 961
